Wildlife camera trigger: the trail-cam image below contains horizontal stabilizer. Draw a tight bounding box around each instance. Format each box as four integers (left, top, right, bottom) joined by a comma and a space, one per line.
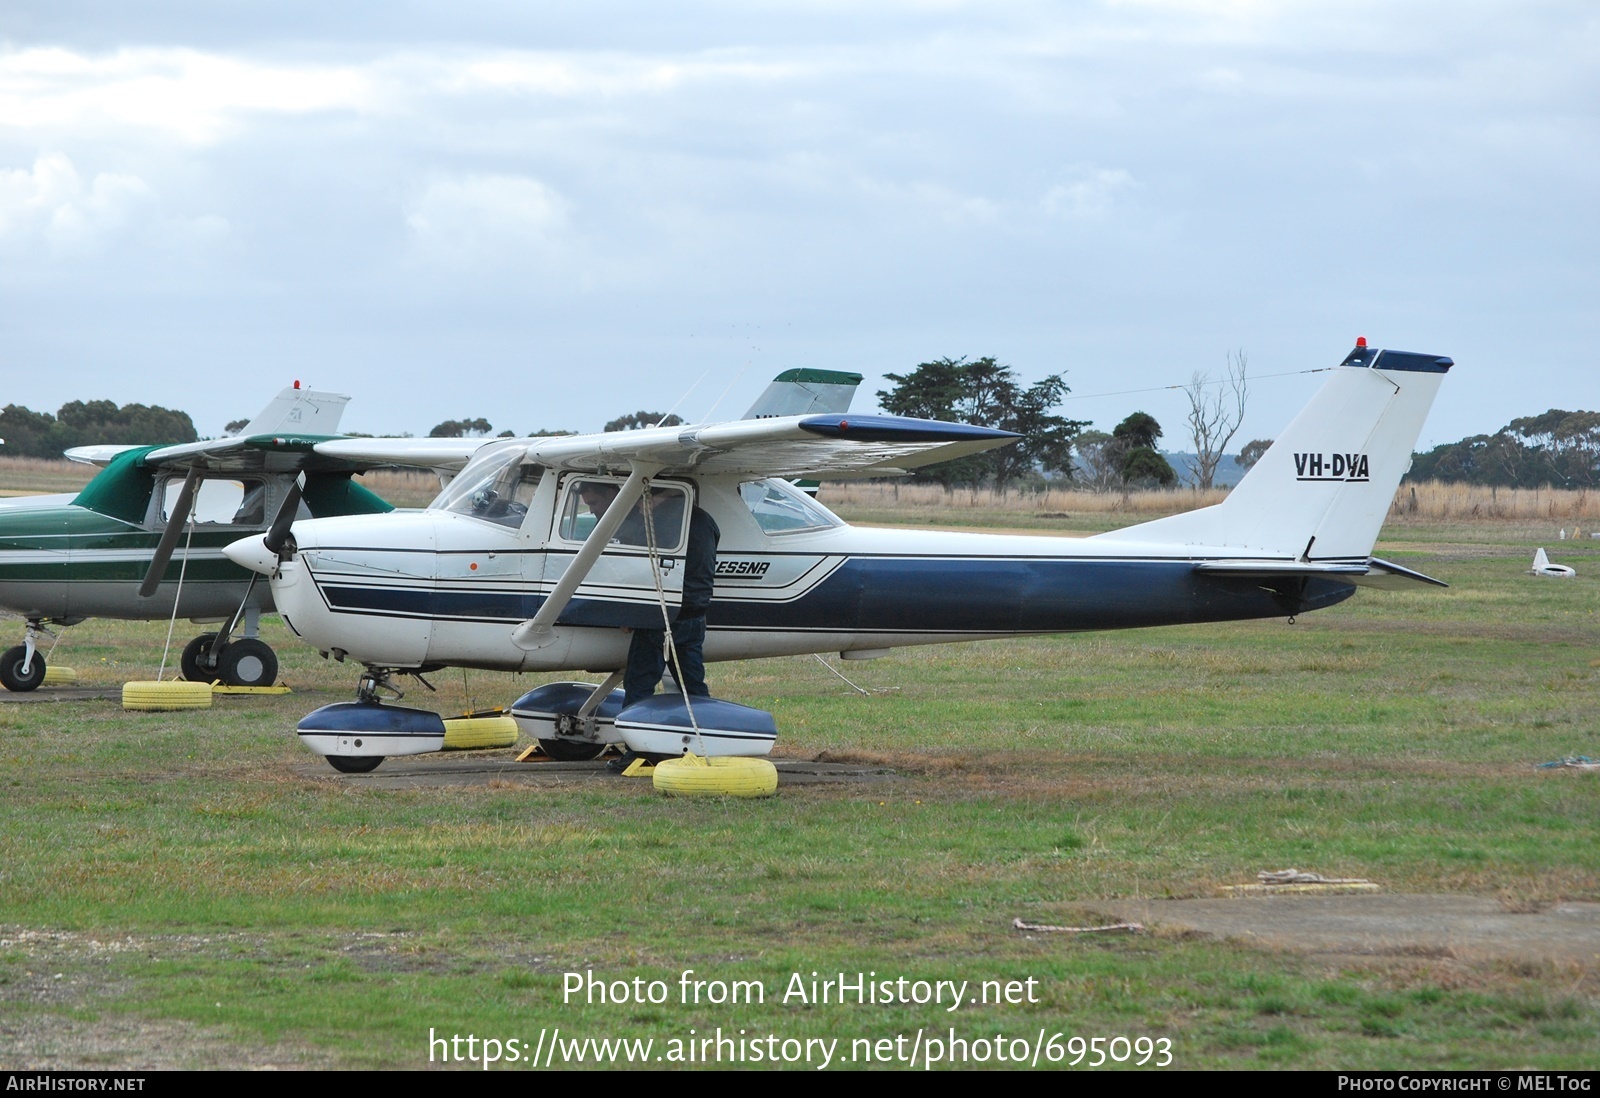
1194, 556, 1446, 589
1357, 557, 1448, 589
1194, 560, 1369, 579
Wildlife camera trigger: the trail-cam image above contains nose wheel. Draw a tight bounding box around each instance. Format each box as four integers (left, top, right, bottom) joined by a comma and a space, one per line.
301, 666, 443, 773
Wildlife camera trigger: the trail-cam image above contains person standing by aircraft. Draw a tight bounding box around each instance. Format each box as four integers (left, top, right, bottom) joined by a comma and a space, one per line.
611, 493, 720, 771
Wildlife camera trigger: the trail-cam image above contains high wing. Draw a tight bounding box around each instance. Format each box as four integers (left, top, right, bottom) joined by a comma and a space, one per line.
315, 414, 1018, 480
311, 437, 488, 478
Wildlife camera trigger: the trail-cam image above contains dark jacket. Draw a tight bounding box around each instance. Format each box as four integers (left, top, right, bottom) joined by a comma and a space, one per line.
676, 506, 721, 620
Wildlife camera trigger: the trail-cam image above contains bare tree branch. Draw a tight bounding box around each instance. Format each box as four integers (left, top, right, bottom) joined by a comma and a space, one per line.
1183, 349, 1248, 490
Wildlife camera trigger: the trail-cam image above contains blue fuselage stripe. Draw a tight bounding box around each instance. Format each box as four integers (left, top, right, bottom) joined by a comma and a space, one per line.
315, 556, 1355, 632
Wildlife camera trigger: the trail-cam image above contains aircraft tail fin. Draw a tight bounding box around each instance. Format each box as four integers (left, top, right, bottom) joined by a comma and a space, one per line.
742, 369, 864, 419
1094, 344, 1452, 560
240, 384, 352, 437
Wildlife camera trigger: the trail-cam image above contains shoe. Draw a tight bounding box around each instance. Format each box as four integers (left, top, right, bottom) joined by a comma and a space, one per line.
606, 750, 638, 774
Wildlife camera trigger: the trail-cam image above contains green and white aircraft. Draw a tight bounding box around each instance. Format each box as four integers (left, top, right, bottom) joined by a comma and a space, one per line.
0, 384, 393, 691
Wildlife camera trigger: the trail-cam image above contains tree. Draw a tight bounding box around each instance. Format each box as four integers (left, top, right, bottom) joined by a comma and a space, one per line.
1071, 412, 1177, 491
1407, 408, 1600, 489
1121, 445, 1178, 487
876, 356, 1086, 491
1183, 349, 1248, 489
604, 411, 684, 432
1071, 430, 1124, 491
1236, 438, 1272, 472
429, 417, 494, 438
1112, 411, 1163, 451
225, 418, 250, 435
1111, 411, 1176, 487
0, 400, 195, 457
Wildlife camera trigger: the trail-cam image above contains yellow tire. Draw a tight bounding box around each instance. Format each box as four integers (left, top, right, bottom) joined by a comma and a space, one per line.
42, 666, 78, 686
121, 680, 213, 711
652, 755, 778, 798
442, 715, 519, 750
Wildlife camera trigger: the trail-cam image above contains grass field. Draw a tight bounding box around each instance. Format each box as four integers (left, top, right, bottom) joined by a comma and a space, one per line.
1, 472, 1598, 1069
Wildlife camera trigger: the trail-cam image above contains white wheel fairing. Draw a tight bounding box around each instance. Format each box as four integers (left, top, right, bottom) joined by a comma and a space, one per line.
298, 732, 443, 758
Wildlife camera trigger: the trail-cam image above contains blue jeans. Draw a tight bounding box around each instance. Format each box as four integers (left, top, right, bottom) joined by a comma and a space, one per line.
624, 617, 708, 707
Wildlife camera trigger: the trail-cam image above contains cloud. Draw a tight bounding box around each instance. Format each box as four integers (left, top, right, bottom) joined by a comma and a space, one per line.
1042, 168, 1135, 220
0, 152, 153, 250
405, 173, 571, 262
0, 47, 373, 144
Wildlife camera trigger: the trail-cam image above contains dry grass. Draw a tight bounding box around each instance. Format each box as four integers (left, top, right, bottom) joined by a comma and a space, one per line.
821, 479, 1600, 525
820, 480, 1230, 515
352, 467, 443, 508
0, 457, 95, 496
1388, 481, 1600, 523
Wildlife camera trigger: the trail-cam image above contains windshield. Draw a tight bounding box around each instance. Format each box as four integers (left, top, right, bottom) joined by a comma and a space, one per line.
738, 478, 841, 535
429, 443, 542, 528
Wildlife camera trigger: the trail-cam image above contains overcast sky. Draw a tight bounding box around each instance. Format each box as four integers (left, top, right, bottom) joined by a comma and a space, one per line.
2, 1, 1595, 451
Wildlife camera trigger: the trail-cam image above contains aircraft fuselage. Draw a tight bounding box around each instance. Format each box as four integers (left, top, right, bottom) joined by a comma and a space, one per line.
260, 474, 1355, 675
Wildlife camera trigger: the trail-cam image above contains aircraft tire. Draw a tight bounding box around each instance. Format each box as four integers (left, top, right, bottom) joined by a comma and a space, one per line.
216, 638, 278, 688
122, 680, 213, 711
537, 737, 609, 761
652, 755, 778, 798
0, 646, 45, 692
326, 755, 384, 774
443, 715, 519, 750
180, 634, 219, 684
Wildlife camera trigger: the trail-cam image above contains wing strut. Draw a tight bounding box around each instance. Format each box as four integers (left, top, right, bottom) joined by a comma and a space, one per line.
510, 464, 659, 651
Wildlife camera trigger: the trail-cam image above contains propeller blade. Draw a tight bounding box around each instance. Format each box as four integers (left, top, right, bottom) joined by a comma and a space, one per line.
138, 466, 202, 598
263, 474, 305, 556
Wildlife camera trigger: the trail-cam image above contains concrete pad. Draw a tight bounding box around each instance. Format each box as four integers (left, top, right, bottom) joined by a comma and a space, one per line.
1104, 894, 1600, 966
294, 753, 896, 789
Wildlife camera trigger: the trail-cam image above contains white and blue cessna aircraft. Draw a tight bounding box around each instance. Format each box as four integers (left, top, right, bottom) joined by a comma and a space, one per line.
224, 343, 1451, 772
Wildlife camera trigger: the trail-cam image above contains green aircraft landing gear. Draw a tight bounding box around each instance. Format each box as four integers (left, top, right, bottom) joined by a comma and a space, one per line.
0, 621, 53, 692
181, 633, 279, 687
179, 602, 279, 688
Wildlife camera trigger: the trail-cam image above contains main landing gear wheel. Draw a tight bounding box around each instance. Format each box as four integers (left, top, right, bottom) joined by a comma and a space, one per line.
0, 645, 45, 692
181, 633, 218, 684
326, 755, 384, 774
537, 737, 610, 761
216, 638, 278, 688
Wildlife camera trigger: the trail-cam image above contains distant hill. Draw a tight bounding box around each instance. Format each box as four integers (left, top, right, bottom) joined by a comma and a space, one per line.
1162, 452, 1247, 488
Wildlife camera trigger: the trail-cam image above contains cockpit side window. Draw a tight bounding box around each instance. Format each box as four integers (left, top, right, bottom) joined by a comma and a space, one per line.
557, 478, 689, 552
155, 477, 267, 528
738, 478, 841, 535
